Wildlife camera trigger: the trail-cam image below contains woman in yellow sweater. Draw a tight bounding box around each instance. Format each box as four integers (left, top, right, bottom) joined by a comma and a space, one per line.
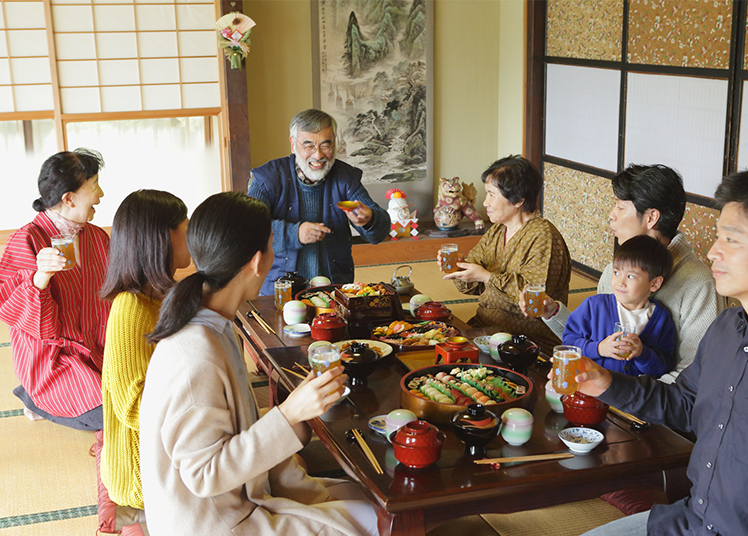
99, 190, 190, 516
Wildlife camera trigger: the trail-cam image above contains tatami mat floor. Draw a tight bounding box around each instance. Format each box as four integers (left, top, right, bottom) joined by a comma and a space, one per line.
354, 260, 598, 324
0, 267, 617, 536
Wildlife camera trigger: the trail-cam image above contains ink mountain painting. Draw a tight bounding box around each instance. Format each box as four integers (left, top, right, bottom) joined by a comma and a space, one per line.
318, 0, 427, 185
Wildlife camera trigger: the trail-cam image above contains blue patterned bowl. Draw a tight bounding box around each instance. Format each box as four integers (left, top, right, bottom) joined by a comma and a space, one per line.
558, 427, 604, 454
472, 336, 491, 354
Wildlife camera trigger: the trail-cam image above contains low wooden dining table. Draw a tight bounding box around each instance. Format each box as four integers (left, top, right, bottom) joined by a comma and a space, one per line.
234, 296, 694, 536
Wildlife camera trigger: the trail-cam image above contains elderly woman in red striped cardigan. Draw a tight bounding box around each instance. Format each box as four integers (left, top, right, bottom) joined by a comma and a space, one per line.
0, 149, 110, 431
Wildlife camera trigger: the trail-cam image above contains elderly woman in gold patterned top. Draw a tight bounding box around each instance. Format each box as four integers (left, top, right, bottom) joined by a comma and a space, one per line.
437, 155, 572, 354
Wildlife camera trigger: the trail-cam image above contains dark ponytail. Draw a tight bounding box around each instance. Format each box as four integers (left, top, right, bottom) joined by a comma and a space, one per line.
34, 148, 104, 211
148, 192, 271, 343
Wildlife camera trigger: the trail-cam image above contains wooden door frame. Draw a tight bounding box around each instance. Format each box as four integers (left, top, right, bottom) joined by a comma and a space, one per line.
220, 0, 252, 193
525, 0, 545, 172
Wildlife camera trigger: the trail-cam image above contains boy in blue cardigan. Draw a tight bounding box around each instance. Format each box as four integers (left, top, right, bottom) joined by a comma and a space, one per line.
563, 235, 676, 377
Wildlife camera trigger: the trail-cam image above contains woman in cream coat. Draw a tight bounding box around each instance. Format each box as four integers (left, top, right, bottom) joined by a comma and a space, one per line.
139, 192, 378, 536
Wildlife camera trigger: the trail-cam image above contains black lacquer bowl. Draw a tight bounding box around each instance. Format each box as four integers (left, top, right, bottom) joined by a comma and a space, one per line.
451, 404, 501, 456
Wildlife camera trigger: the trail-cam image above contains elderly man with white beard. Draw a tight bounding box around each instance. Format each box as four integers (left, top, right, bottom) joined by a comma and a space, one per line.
248, 109, 390, 295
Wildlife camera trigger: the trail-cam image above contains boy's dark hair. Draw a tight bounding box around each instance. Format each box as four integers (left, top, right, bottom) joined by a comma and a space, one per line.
613, 235, 672, 281
611, 164, 686, 240
714, 171, 748, 215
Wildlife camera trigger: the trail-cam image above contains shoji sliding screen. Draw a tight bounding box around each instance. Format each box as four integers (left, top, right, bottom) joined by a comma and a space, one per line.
0, 0, 223, 230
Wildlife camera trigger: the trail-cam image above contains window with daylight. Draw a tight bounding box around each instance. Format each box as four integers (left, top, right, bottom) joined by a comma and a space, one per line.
0, 0, 225, 230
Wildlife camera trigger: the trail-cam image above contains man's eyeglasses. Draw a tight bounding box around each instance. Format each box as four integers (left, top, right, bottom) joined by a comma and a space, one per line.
297, 139, 334, 156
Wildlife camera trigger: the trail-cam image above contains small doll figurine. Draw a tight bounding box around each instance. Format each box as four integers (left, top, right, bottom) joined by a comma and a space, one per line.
385, 189, 419, 240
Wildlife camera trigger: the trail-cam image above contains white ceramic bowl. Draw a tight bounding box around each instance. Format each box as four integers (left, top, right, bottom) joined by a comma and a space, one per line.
545, 381, 565, 413
310, 276, 332, 287
501, 407, 534, 446
558, 427, 604, 454
283, 300, 308, 324
409, 294, 432, 316
472, 336, 491, 354
489, 332, 513, 360
385, 409, 417, 441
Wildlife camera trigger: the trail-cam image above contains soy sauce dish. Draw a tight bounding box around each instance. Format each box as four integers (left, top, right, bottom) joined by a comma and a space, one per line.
558, 427, 604, 454
283, 323, 311, 337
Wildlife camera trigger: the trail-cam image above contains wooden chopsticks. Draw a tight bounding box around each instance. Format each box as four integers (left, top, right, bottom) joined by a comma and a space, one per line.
251, 310, 275, 334
474, 452, 574, 465
294, 362, 311, 374
609, 406, 647, 426
352, 428, 383, 474
280, 367, 307, 381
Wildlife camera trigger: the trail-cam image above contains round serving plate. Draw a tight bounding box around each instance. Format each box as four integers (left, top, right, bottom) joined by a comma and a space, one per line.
400, 363, 535, 424
332, 339, 393, 358
371, 320, 461, 353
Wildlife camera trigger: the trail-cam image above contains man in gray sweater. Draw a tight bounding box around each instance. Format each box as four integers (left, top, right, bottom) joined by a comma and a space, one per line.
527, 164, 723, 383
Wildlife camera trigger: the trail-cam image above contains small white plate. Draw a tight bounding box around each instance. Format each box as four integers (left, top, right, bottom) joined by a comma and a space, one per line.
333, 339, 393, 358
283, 323, 311, 337
333, 386, 351, 406
368, 414, 388, 434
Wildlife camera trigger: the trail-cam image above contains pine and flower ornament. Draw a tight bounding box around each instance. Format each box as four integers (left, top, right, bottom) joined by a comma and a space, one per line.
216, 12, 256, 70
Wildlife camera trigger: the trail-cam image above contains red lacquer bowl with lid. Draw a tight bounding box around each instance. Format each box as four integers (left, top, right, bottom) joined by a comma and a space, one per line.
414, 301, 452, 322
310, 312, 347, 342
392, 420, 446, 468
561, 391, 609, 426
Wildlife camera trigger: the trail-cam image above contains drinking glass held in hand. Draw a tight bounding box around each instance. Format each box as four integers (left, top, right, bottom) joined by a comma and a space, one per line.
614, 321, 635, 359
439, 243, 459, 274
552, 345, 581, 395
308, 345, 344, 396
51, 234, 76, 270
525, 283, 547, 318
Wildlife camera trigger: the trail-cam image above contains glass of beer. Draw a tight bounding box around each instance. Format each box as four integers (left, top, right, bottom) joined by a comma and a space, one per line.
525, 283, 547, 318
440, 243, 459, 274
274, 279, 292, 311
614, 322, 635, 359
51, 234, 76, 270
308, 345, 344, 395
552, 345, 581, 395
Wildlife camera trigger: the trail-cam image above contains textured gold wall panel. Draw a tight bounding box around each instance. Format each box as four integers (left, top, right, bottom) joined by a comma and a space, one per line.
543, 163, 614, 273
546, 0, 623, 61
628, 0, 732, 68
679, 202, 719, 265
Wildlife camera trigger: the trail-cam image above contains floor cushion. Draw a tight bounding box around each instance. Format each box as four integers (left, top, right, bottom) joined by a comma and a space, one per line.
92, 430, 147, 534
